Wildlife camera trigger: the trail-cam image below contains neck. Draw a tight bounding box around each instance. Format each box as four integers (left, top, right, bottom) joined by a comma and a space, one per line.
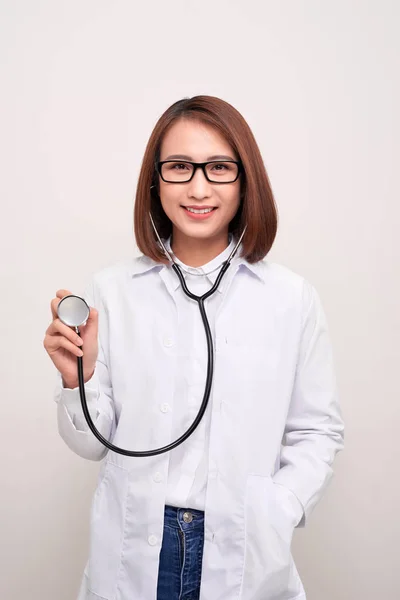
171, 230, 230, 267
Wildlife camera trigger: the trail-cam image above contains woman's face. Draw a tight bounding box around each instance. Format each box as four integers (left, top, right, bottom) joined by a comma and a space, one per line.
158, 119, 241, 245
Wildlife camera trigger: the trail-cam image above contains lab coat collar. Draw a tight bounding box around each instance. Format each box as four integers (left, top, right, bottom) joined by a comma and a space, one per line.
162, 235, 236, 293
130, 239, 266, 287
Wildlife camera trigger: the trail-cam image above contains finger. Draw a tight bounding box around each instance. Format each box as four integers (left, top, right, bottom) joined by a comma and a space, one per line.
45, 333, 84, 357
47, 318, 83, 346
50, 297, 60, 320
86, 306, 98, 323
56, 289, 73, 298
50, 290, 73, 320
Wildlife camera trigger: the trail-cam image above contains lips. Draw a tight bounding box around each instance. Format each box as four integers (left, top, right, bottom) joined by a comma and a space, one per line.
181, 206, 218, 220
181, 206, 217, 210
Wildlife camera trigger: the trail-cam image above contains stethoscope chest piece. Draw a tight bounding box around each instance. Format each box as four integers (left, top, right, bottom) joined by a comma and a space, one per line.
57, 294, 90, 329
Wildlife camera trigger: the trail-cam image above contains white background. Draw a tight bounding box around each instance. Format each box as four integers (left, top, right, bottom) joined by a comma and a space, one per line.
1, 1, 399, 599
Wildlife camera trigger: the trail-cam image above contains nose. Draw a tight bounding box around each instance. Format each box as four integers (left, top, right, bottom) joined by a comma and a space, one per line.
187, 165, 212, 199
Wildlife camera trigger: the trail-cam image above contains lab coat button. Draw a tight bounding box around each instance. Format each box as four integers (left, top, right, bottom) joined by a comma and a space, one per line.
153, 471, 162, 483
148, 535, 158, 546
163, 336, 174, 347
160, 403, 170, 413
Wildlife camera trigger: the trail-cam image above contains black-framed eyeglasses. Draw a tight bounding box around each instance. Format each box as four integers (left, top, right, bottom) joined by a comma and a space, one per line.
156, 160, 242, 184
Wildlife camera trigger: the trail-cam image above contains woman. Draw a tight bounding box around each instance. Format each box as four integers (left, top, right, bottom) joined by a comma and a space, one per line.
45, 95, 344, 600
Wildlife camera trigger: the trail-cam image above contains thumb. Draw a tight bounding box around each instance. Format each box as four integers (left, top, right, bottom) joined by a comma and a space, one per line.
81, 306, 98, 334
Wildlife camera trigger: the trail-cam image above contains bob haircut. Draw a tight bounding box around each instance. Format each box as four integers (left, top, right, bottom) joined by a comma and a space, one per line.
134, 95, 278, 264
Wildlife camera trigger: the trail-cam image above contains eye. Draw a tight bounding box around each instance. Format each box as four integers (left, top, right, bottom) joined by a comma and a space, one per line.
210, 162, 235, 172
166, 162, 190, 171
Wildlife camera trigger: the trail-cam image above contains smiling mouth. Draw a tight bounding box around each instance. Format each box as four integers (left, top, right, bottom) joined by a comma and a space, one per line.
182, 206, 217, 214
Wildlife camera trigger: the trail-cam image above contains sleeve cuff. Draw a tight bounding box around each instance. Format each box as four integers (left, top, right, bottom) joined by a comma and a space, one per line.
54, 369, 100, 410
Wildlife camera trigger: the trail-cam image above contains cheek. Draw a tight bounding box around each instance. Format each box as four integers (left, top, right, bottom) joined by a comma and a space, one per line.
224, 190, 241, 216
159, 188, 179, 217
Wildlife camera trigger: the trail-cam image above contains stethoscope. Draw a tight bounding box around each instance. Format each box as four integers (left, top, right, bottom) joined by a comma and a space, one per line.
56, 214, 247, 457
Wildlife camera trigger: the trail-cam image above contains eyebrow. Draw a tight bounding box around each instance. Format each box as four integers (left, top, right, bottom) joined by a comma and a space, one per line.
163, 154, 236, 161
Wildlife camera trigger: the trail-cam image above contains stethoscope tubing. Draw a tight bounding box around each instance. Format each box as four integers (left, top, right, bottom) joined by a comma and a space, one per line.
75, 215, 246, 457
76, 259, 231, 457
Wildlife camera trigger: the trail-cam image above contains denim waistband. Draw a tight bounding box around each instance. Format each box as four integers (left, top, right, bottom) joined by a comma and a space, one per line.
164, 505, 205, 532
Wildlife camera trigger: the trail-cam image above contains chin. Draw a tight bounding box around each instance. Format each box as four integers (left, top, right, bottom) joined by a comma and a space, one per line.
179, 227, 215, 239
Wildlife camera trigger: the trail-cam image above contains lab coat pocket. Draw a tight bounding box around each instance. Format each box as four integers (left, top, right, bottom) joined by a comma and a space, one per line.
85, 459, 129, 599
241, 474, 303, 600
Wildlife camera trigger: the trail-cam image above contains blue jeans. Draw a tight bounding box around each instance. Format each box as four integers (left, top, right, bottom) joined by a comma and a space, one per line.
156, 505, 204, 600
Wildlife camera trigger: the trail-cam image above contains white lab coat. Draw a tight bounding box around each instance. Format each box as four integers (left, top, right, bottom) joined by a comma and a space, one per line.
54, 248, 344, 600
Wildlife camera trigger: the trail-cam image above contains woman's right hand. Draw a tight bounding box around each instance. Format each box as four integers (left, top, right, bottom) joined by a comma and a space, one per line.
43, 289, 99, 389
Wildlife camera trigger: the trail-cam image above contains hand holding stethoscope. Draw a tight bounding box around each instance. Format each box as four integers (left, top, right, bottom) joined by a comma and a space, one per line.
44, 289, 99, 390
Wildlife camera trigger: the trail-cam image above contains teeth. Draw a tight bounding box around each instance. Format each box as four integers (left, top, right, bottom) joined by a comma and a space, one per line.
186, 207, 214, 214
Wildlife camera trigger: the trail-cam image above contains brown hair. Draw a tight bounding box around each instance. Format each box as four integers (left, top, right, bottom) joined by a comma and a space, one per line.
134, 95, 278, 264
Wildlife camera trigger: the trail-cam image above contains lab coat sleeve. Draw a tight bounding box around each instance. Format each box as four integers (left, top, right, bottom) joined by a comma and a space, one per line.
272, 280, 345, 528
53, 275, 116, 461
